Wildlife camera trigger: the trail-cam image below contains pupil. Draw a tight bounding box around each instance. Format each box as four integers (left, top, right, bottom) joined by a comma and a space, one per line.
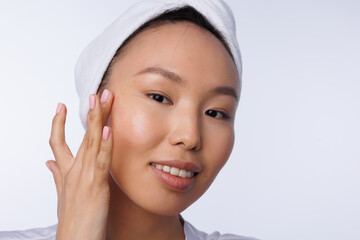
154, 95, 163, 102
207, 110, 216, 117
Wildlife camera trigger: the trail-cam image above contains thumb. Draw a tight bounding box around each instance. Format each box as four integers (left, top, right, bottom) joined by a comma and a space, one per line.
45, 160, 62, 199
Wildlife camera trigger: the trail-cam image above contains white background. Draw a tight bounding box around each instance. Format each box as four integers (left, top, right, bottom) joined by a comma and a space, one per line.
0, 0, 359, 239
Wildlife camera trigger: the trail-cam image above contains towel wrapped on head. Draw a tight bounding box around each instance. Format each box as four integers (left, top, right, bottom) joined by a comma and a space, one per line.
75, 0, 242, 129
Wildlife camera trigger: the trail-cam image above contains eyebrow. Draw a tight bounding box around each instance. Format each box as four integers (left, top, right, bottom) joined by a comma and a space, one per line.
135, 66, 185, 86
135, 66, 238, 100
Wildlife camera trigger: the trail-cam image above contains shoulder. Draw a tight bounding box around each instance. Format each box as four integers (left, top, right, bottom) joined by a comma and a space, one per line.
183, 220, 260, 240
0, 224, 57, 240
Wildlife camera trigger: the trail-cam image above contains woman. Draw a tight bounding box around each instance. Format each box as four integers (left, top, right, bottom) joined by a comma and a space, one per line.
0, 0, 258, 239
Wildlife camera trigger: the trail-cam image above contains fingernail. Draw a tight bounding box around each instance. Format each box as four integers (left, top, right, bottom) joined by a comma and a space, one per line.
100, 89, 110, 104
102, 126, 110, 141
89, 95, 96, 110
45, 162, 52, 172
56, 103, 62, 114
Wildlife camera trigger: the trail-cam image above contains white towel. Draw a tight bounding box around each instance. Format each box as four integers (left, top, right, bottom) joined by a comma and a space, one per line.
75, 0, 242, 129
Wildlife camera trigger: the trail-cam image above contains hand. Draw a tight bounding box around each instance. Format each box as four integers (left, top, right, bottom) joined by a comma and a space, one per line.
46, 90, 114, 240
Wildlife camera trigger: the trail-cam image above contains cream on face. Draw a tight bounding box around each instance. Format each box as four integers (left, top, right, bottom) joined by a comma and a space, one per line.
106, 21, 239, 216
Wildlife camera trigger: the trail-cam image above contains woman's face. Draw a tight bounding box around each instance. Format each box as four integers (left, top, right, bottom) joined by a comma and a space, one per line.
106, 21, 239, 215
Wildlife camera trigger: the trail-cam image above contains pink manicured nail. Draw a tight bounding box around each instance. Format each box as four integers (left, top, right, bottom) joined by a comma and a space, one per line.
45, 162, 52, 172
100, 89, 110, 104
89, 95, 96, 110
56, 103, 62, 114
102, 126, 110, 141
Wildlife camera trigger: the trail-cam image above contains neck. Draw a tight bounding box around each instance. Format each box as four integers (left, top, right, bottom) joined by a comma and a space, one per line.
106, 176, 185, 240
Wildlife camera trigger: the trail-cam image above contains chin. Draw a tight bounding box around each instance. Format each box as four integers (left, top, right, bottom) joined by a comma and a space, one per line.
131, 186, 199, 216
144, 202, 190, 217
110, 169, 211, 217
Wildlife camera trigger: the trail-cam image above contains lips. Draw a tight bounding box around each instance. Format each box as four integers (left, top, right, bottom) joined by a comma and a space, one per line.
150, 160, 201, 192
151, 162, 194, 178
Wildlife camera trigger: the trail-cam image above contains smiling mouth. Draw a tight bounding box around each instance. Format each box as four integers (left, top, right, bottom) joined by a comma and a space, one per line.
149, 162, 199, 191
150, 162, 197, 178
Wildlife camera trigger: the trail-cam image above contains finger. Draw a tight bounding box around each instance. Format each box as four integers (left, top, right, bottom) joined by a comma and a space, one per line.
46, 160, 62, 199
49, 103, 74, 171
73, 89, 112, 171
46, 160, 63, 220
94, 126, 113, 185
99, 89, 114, 126
82, 94, 103, 170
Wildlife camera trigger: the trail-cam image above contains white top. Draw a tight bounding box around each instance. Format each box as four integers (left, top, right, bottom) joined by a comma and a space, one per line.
0, 221, 258, 240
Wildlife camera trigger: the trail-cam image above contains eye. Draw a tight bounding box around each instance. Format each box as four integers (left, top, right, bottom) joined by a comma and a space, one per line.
147, 93, 171, 104
205, 110, 229, 119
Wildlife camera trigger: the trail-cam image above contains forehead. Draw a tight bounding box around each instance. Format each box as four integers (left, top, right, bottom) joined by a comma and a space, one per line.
111, 21, 239, 96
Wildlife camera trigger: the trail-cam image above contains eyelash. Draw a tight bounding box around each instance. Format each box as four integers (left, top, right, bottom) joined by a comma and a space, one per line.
147, 93, 230, 120
147, 93, 172, 104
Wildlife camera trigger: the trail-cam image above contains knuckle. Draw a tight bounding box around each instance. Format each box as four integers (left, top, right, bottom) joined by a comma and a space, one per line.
88, 110, 101, 124
49, 136, 57, 148
86, 137, 96, 149
100, 142, 112, 152
88, 111, 95, 122
96, 160, 107, 172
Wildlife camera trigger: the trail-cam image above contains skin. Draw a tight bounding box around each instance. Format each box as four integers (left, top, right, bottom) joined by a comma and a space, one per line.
47, 21, 239, 240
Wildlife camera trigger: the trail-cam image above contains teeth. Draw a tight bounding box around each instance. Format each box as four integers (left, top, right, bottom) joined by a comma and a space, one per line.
151, 163, 195, 178
179, 170, 187, 178
162, 165, 171, 173
170, 167, 179, 176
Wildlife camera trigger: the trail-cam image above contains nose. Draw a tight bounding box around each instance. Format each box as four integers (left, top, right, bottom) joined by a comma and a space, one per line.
168, 109, 202, 151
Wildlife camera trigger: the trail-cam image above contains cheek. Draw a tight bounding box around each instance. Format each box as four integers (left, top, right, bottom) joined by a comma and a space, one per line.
108, 98, 165, 179
110, 98, 160, 151
201, 124, 234, 184
214, 127, 234, 167
185, 124, 234, 205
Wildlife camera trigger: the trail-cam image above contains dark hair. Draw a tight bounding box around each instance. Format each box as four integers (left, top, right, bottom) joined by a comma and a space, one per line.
97, 5, 233, 95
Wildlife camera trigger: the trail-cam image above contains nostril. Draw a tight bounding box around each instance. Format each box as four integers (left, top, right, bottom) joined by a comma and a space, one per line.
191, 143, 201, 151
